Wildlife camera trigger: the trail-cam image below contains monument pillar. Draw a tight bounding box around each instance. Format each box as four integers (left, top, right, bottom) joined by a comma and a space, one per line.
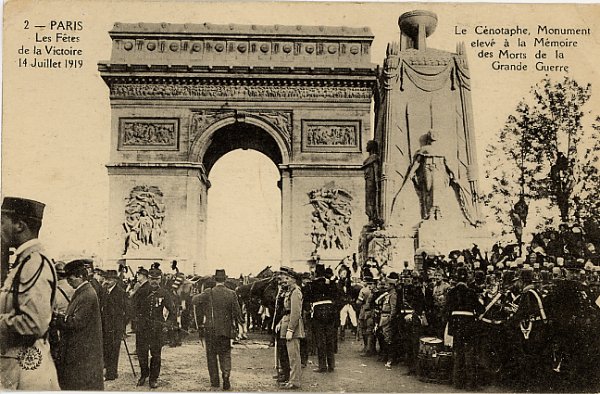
365, 10, 488, 269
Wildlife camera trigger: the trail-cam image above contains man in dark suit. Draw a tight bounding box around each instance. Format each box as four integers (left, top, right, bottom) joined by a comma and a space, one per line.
193, 269, 242, 391
101, 269, 128, 381
57, 259, 104, 390
134, 268, 175, 389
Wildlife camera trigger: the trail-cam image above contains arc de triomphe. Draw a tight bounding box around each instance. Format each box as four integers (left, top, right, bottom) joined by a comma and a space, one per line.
99, 22, 377, 273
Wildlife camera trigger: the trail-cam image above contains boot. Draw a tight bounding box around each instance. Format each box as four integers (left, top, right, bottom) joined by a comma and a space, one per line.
222, 374, 231, 391
360, 336, 367, 354
360, 335, 375, 357
339, 325, 345, 342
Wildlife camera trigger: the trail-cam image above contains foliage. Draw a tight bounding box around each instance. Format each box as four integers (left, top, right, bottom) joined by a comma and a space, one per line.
484, 76, 596, 241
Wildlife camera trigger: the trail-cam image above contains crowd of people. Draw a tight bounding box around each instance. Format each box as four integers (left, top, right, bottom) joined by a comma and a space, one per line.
2, 195, 599, 392
269, 238, 600, 391
0, 196, 234, 391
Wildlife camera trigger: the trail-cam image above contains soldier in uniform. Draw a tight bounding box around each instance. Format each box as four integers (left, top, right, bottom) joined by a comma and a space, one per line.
431, 269, 451, 338
513, 267, 547, 389
306, 263, 337, 373
379, 272, 399, 369
446, 266, 484, 390
357, 276, 376, 357
134, 268, 175, 388
0, 197, 60, 390
272, 269, 291, 384
278, 267, 305, 389
193, 269, 242, 391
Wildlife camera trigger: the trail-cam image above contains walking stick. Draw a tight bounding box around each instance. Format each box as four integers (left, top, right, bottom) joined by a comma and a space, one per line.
122, 335, 137, 377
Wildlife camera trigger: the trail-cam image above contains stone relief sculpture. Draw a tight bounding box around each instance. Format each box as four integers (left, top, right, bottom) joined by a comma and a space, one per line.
393, 130, 480, 226
123, 186, 166, 254
306, 125, 357, 146
308, 188, 353, 251
363, 140, 381, 226
121, 120, 177, 146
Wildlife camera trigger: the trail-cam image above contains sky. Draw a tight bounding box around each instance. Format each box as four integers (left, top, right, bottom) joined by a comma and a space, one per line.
2, 1, 600, 275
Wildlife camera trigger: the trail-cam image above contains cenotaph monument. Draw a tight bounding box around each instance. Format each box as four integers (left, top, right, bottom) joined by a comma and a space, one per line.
361, 10, 488, 267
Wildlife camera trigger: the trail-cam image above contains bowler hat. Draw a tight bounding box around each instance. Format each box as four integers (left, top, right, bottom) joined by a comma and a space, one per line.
137, 268, 149, 277
104, 270, 119, 280
214, 269, 227, 282
64, 259, 87, 277
387, 272, 400, 283
1, 197, 45, 220
148, 268, 162, 279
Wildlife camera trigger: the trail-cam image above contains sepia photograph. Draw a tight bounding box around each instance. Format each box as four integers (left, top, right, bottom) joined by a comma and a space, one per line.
2, 1, 600, 392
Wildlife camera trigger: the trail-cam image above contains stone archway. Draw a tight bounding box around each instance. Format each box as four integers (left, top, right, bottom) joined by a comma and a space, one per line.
100, 22, 376, 273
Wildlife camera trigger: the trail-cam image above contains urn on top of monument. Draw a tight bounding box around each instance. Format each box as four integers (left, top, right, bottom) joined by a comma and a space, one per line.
398, 10, 438, 50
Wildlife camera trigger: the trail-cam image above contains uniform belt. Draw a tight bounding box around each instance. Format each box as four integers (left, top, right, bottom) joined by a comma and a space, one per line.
480, 317, 504, 325
452, 311, 475, 316
311, 300, 333, 307
381, 312, 391, 316
400, 309, 413, 314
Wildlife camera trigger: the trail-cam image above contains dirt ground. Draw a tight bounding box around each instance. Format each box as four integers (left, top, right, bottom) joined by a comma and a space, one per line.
104, 331, 508, 393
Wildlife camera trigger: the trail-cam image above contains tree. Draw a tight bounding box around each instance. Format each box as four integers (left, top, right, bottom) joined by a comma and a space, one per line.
484, 76, 595, 243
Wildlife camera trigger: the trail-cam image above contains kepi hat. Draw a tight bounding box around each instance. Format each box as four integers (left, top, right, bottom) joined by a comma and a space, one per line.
63, 259, 87, 277
1, 197, 45, 220
148, 268, 162, 279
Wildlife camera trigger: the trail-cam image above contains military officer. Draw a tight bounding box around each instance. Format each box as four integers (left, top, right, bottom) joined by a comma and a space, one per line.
306, 263, 337, 373
0, 197, 60, 390
380, 272, 399, 368
279, 267, 305, 389
134, 268, 175, 388
357, 276, 376, 357
446, 266, 484, 390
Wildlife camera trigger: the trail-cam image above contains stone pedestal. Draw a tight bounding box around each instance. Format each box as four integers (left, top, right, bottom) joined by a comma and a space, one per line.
415, 218, 490, 256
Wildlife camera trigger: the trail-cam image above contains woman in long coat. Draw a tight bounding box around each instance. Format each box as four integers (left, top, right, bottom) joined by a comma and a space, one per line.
57, 260, 104, 390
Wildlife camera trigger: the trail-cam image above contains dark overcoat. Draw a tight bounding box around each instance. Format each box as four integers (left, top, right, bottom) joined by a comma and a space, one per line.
59, 281, 104, 390
193, 283, 242, 338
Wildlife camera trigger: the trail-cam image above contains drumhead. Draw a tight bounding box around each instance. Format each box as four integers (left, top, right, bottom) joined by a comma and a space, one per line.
420, 336, 443, 344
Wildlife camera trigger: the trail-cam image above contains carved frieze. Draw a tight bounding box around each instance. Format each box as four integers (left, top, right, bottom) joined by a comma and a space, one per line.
123, 185, 166, 254
118, 118, 179, 150
110, 83, 372, 103
308, 187, 353, 251
302, 120, 360, 152
189, 109, 292, 151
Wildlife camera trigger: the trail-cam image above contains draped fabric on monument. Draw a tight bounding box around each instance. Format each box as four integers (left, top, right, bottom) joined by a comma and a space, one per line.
364, 11, 487, 266
377, 45, 481, 231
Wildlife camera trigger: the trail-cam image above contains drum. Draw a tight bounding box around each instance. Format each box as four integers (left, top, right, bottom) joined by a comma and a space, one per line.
418, 350, 453, 384
418, 336, 443, 357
